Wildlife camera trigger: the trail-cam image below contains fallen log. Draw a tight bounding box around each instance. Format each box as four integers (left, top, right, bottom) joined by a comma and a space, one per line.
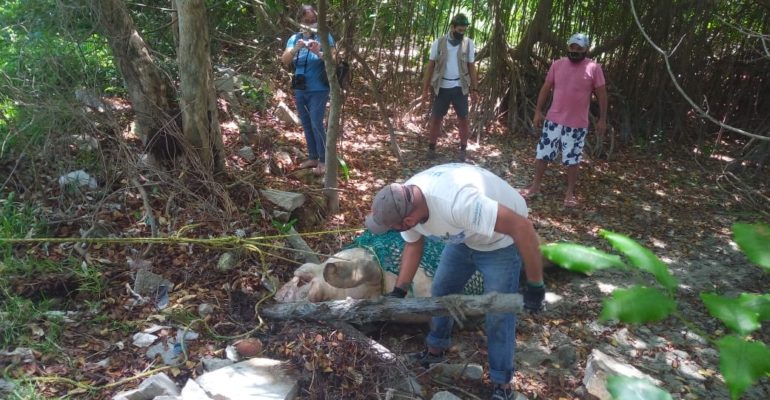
262, 293, 523, 325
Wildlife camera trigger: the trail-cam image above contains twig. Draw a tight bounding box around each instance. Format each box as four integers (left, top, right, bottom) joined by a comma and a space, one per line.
629, 0, 770, 142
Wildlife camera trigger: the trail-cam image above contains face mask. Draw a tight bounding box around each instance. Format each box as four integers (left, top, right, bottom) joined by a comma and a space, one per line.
453, 31, 464, 41
567, 51, 586, 63
303, 22, 317, 34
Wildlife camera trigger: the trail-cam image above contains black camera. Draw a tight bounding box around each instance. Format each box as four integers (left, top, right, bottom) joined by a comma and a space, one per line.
291, 74, 306, 90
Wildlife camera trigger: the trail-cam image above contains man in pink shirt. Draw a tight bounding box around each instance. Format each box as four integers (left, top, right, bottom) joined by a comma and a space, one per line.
522, 33, 608, 208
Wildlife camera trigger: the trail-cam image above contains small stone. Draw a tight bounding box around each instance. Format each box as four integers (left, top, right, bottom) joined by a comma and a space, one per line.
198, 303, 215, 317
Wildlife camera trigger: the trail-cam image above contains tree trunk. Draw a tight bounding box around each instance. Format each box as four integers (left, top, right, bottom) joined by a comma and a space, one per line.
262, 293, 524, 325
176, 0, 226, 176
89, 0, 181, 162
318, 0, 341, 213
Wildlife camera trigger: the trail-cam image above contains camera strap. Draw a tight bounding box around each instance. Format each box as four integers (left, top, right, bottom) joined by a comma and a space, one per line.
293, 33, 313, 74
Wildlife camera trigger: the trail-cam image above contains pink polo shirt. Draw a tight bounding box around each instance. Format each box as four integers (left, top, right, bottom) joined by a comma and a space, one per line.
545, 57, 606, 129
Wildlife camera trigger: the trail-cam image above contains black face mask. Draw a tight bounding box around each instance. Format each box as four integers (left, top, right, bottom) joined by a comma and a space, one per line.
567, 51, 586, 63
453, 31, 464, 41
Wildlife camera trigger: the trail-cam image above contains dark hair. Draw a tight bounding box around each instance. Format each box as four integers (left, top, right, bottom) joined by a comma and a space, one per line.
297, 5, 316, 21
450, 13, 470, 27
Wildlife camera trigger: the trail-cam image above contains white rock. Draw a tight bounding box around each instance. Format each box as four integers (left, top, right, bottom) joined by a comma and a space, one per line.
275, 101, 299, 125
259, 189, 306, 212
431, 391, 462, 400
583, 349, 662, 400
112, 372, 179, 400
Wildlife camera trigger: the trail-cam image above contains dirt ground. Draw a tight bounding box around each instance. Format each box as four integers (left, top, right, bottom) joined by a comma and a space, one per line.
3, 89, 769, 399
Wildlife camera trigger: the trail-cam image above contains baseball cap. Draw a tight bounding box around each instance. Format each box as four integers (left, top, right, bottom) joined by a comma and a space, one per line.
567, 33, 589, 48
365, 183, 414, 234
451, 13, 470, 27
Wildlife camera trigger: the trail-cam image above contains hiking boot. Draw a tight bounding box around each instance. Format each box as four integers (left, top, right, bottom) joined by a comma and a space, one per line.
490, 385, 516, 400
457, 149, 467, 162
405, 349, 445, 368
427, 148, 437, 160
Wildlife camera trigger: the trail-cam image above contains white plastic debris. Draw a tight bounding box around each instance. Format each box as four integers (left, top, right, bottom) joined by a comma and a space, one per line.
58, 170, 98, 189
132, 332, 159, 348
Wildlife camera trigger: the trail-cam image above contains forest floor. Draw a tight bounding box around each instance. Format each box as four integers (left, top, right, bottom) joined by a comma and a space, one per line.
2, 84, 770, 400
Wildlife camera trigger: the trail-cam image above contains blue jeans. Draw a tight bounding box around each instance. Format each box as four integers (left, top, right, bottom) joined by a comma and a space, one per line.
294, 90, 329, 162
426, 243, 522, 385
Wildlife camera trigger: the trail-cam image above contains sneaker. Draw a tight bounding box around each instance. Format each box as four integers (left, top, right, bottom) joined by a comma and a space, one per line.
405, 349, 445, 368
490, 385, 515, 400
299, 159, 319, 169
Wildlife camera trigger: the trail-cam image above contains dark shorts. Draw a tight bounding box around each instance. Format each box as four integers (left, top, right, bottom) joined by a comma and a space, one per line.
431, 87, 469, 118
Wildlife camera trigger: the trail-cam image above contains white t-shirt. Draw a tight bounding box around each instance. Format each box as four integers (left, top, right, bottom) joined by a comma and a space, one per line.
429, 36, 476, 89
401, 164, 527, 251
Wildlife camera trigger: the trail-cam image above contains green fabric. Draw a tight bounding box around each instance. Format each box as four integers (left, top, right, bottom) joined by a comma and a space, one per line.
345, 230, 484, 295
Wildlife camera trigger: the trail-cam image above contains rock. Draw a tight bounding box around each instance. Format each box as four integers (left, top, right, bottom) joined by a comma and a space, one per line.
133, 267, 173, 298
197, 303, 215, 318
431, 391, 462, 400
271, 151, 294, 174
583, 349, 662, 400
112, 372, 179, 400
259, 189, 306, 212
275, 101, 299, 125
193, 358, 299, 400
427, 363, 484, 381
391, 376, 422, 397
0, 348, 35, 364
201, 357, 234, 372
272, 210, 291, 222
0, 378, 15, 394
285, 227, 321, 264
217, 252, 238, 272
555, 344, 578, 367
237, 146, 256, 162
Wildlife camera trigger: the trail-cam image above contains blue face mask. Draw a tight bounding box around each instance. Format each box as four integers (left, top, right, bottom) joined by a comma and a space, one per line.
567, 51, 586, 63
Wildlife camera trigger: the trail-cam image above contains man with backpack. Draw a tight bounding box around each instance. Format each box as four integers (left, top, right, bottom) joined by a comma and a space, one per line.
421, 13, 479, 162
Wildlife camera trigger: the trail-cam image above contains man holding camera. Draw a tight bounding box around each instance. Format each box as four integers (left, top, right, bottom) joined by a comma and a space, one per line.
281, 5, 335, 176
421, 13, 479, 162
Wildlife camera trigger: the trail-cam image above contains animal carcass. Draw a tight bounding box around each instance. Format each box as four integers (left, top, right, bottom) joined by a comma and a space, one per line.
274, 247, 434, 303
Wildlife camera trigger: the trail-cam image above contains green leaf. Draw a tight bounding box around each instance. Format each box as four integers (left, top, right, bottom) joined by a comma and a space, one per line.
600, 286, 675, 323
733, 223, 770, 272
540, 243, 626, 274
739, 293, 770, 322
337, 157, 350, 181
600, 230, 678, 290
717, 335, 770, 400
607, 375, 673, 400
701, 293, 761, 335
